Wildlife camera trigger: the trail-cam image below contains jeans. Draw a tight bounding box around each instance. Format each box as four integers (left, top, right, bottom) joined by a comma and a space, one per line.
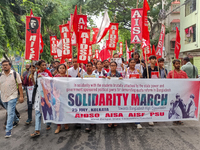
35, 110, 51, 131
3, 98, 19, 132
26, 88, 32, 121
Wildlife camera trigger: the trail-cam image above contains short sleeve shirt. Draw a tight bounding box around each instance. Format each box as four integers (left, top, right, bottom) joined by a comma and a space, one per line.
181, 62, 198, 78
167, 70, 188, 79
0, 70, 22, 102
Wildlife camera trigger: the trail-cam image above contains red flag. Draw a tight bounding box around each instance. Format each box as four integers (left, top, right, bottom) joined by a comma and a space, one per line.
30, 9, 34, 17
40, 34, 44, 54
59, 24, 72, 59
107, 23, 119, 50
156, 24, 165, 58
25, 16, 41, 60
99, 45, 110, 61
126, 41, 129, 62
143, 44, 151, 60
72, 6, 78, 40
77, 15, 87, 31
152, 45, 156, 56
119, 42, 123, 57
92, 28, 99, 44
77, 29, 90, 64
96, 10, 111, 43
142, 0, 150, 48
95, 49, 100, 59
174, 27, 181, 59
131, 8, 143, 43
50, 36, 57, 55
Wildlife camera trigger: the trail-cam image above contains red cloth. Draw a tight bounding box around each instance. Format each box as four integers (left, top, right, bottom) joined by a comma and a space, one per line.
104, 68, 110, 72
142, 0, 150, 44
38, 69, 52, 77
73, 5, 78, 40
174, 27, 181, 59
167, 70, 188, 79
54, 74, 71, 77
99, 46, 110, 61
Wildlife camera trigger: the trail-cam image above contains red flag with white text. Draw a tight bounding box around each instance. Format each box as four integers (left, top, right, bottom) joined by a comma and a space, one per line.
25, 16, 41, 60
174, 27, 181, 59
77, 29, 90, 64
50, 36, 57, 55
131, 8, 143, 43
95, 49, 99, 59
72, 6, 78, 40
156, 24, 165, 58
107, 23, 118, 50
92, 28, 99, 44
40, 34, 44, 54
59, 24, 72, 59
88, 45, 92, 56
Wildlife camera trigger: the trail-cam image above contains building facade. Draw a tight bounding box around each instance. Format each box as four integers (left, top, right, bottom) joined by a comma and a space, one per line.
164, 0, 180, 71
180, 0, 200, 74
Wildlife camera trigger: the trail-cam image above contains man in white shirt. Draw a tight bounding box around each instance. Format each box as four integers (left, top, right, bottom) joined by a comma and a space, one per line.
0, 60, 24, 138
68, 56, 85, 77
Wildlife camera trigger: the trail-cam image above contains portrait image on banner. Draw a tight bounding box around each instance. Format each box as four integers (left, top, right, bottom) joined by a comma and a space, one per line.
25, 16, 41, 60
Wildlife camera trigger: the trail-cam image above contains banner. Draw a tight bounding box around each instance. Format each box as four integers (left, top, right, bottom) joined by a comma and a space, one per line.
156, 24, 165, 58
59, 24, 72, 59
119, 42, 123, 57
107, 23, 119, 50
39, 78, 200, 124
95, 49, 99, 59
50, 36, 57, 56
88, 45, 92, 56
92, 28, 99, 44
25, 16, 41, 60
77, 29, 90, 64
131, 8, 143, 43
77, 15, 87, 32
27, 86, 34, 104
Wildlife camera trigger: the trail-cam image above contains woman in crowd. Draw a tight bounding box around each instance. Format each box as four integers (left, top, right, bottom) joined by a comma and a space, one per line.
93, 61, 107, 78
30, 60, 52, 137
54, 64, 70, 133
125, 58, 142, 129
107, 61, 122, 127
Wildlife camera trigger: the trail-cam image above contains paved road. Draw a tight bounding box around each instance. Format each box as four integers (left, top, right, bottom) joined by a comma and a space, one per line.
0, 102, 200, 150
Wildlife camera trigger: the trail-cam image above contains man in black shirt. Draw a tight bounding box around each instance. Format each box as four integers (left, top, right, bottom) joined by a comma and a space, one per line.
143, 55, 158, 78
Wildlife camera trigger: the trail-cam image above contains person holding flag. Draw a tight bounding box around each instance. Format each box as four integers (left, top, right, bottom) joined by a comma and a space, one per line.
68, 56, 85, 77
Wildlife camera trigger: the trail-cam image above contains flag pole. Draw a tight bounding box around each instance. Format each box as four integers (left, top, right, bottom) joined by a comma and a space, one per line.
157, 59, 161, 78
173, 54, 175, 78
21, 57, 25, 77
145, 47, 149, 79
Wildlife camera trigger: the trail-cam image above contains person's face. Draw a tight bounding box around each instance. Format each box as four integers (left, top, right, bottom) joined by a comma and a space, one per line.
150, 58, 157, 65
97, 62, 102, 70
58, 65, 66, 74
134, 54, 139, 60
104, 61, 109, 67
55, 62, 60, 67
30, 20, 37, 28
86, 63, 93, 72
110, 63, 117, 71
158, 61, 164, 68
113, 54, 119, 58
40, 62, 46, 71
2, 62, 11, 71
26, 64, 30, 71
31, 66, 36, 74
183, 60, 187, 65
52, 63, 56, 68
129, 60, 136, 68
93, 59, 97, 64
174, 61, 180, 70
73, 59, 78, 67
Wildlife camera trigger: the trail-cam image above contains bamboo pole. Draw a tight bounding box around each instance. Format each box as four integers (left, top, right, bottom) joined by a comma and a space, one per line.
145, 47, 149, 79
173, 54, 175, 78
157, 59, 161, 78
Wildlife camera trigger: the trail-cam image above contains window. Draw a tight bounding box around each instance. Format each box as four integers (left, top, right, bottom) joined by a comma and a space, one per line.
171, 41, 175, 49
171, 23, 180, 31
185, 0, 196, 16
172, 4, 180, 13
185, 25, 196, 44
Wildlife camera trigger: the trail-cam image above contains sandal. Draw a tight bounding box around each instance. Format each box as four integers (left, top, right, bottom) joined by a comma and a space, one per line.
30, 131, 40, 138
108, 124, 113, 128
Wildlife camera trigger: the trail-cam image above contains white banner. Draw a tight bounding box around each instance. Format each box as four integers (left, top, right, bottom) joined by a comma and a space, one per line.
38, 78, 200, 124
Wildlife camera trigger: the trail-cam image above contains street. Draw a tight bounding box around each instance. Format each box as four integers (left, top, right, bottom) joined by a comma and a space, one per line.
0, 101, 199, 150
